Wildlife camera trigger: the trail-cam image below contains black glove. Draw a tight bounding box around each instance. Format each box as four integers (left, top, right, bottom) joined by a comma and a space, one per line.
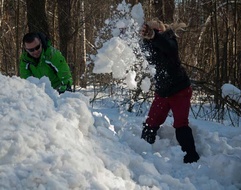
57, 83, 72, 94
57, 85, 67, 94
141, 124, 158, 144
140, 24, 155, 40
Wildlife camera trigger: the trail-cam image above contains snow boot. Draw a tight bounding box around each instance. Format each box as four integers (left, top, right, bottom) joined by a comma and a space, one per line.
175, 127, 200, 163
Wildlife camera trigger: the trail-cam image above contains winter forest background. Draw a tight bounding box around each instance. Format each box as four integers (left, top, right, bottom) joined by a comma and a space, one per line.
0, 0, 240, 127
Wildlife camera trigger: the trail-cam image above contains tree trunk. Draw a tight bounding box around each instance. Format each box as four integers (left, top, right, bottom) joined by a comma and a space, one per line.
57, 0, 70, 58
163, 0, 174, 23
15, 0, 20, 75
26, 0, 49, 35
79, 0, 87, 88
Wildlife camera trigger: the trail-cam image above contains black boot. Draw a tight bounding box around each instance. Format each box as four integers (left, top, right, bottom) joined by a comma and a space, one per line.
141, 123, 159, 144
175, 127, 200, 163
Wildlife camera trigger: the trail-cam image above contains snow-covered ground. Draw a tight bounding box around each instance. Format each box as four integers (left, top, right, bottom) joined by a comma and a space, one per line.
0, 74, 240, 190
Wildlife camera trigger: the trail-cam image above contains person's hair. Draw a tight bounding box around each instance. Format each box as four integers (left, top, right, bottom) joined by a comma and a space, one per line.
146, 19, 166, 31
165, 22, 187, 33
22, 32, 41, 44
146, 18, 187, 36
22, 32, 50, 50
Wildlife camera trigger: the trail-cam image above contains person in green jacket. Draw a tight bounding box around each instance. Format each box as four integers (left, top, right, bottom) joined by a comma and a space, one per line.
20, 32, 73, 94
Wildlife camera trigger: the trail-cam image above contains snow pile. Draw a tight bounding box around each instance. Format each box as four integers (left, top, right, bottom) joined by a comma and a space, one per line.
0, 73, 241, 189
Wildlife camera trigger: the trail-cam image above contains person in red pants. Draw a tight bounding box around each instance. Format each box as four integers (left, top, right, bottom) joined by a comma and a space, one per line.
140, 20, 200, 163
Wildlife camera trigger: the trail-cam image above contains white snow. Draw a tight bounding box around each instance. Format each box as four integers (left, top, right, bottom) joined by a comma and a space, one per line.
222, 83, 241, 104
92, 37, 136, 80
92, 1, 147, 92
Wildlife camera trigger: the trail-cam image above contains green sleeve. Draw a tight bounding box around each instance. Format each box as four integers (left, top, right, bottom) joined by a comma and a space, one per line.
50, 50, 73, 87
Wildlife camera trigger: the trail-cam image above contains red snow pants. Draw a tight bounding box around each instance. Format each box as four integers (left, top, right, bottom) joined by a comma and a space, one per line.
145, 86, 192, 129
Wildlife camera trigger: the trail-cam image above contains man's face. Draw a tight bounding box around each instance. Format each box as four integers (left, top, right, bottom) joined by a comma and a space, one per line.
24, 37, 42, 58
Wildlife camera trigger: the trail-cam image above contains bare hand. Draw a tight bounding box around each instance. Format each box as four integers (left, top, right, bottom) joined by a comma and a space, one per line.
140, 24, 155, 40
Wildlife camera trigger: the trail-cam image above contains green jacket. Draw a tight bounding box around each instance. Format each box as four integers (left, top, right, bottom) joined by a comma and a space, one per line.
20, 43, 73, 93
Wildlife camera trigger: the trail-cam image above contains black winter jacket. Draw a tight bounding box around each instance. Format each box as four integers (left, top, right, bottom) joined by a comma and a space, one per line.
143, 29, 191, 97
